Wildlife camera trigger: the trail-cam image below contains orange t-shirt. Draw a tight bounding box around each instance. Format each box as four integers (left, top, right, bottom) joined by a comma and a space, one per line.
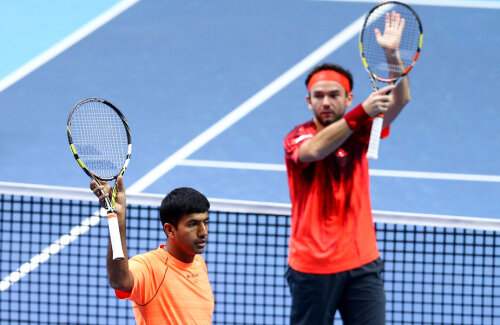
115, 245, 214, 325
284, 118, 386, 274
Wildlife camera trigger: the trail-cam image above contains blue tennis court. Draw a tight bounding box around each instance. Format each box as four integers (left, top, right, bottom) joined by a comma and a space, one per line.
0, 1, 499, 324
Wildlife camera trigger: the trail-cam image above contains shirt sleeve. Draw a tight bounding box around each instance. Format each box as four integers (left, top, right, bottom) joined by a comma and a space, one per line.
381, 125, 390, 138
283, 125, 314, 165
114, 254, 155, 305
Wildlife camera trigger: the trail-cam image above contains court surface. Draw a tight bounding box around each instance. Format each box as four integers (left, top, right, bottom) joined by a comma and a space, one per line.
1, 0, 499, 220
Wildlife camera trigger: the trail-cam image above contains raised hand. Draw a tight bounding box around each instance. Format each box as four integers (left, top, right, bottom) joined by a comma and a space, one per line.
90, 175, 127, 219
374, 10, 405, 53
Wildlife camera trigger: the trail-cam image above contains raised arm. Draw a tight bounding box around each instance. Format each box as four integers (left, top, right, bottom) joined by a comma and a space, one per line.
375, 10, 411, 127
91, 175, 134, 292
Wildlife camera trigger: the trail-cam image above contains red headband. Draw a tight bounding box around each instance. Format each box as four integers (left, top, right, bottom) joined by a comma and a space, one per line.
307, 70, 351, 93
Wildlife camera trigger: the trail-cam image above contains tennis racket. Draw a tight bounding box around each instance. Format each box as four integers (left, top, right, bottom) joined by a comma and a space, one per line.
67, 98, 132, 260
359, 1, 423, 159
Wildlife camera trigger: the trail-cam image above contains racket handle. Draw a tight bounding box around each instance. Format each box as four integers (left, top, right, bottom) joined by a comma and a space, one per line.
366, 115, 384, 159
107, 214, 125, 260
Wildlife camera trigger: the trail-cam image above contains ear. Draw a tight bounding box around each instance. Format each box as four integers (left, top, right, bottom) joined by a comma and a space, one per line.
306, 94, 313, 111
345, 91, 354, 107
163, 223, 176, 239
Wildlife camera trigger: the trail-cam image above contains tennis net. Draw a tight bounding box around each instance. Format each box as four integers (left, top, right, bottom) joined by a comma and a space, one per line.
1, 181, 499, 324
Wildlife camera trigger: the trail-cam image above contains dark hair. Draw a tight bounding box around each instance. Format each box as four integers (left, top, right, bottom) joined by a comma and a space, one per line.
304, 63, 354, 93
160, 187, 210, 228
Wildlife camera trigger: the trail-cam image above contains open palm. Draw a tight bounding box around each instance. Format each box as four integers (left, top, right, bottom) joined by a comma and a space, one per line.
374, 10, 405, 52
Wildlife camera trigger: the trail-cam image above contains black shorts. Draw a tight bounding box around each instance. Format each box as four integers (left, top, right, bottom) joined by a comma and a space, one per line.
285, 258, 385, 325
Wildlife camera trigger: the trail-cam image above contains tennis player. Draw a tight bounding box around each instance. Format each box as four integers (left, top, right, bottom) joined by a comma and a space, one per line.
91, 176, 214, 324
283, 15, 410, 325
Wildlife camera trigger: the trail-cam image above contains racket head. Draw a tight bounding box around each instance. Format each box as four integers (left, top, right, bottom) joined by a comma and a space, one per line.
360, 1, 423, 83
67, 98, 132, 181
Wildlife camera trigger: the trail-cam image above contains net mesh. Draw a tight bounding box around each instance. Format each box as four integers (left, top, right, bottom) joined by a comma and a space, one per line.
361, 2, 421, 80
1, 184, 499, 324
68, 99, 130, 180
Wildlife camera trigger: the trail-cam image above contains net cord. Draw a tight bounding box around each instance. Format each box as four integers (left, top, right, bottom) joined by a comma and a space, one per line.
0, 180, 498, 230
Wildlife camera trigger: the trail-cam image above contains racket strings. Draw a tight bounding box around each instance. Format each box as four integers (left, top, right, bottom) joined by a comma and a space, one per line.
362, 4, 421, 80
70, 100, 129, 179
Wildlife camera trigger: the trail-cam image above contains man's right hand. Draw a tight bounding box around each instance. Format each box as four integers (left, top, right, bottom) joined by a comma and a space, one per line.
90, 175, 127, 220
361, 84, 396, 117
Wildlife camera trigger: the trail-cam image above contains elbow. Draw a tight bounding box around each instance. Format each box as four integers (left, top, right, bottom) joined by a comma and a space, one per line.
107, 271, 134, 292
108, 278, 132, 292
404, 92, 411, 105
108, 278, 124, 290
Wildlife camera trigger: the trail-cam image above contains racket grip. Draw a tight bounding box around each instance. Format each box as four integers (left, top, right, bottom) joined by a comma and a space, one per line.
107, 214, 125, 260
366, 115, 384, 159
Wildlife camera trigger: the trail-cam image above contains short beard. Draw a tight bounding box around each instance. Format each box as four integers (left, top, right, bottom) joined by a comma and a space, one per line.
316, 113, 341, 127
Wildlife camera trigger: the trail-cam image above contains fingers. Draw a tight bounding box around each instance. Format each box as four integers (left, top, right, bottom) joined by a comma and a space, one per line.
391, 11, 405, 35
385, 11, 398, 30
90, 179, 110, 200
116, 175, 125, 193
387, 11, 401, 28
363, 85, 395, 116
377, 84, 396, 95
374, 96, 390, 113
385, 11, 391, 29
374, 11, 404, 51
374, 85, 394, 106
391, 11, 398, 28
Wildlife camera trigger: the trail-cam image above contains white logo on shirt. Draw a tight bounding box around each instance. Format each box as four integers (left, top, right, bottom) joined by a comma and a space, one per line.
294, 134, 313, 144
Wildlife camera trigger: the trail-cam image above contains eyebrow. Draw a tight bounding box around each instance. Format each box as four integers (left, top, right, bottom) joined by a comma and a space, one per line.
186, 217, 210, 223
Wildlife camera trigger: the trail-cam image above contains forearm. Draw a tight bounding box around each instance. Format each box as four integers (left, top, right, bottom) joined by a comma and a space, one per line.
383, 51, 411, 126
106, 209, 133, 291
384, 76, 410, 125
107, 244, 133, 291
299, 120, 353, 162
299, 104, 370, 162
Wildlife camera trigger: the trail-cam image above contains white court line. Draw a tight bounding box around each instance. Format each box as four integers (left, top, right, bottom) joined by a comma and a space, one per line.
314, 0, 500, 9
181, 159, 287, 172
0, 0, 141, 292
0, 0, 141, 93
179, 159, 500, 183
369, 169, 500, 182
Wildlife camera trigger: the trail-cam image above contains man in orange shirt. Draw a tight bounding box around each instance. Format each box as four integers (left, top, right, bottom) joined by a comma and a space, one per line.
91, 176, 214, 324
283, 12, 410, 325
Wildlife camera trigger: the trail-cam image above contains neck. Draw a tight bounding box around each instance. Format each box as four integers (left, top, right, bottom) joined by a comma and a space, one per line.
164, 241, 195, 263
313, 117, 326, 131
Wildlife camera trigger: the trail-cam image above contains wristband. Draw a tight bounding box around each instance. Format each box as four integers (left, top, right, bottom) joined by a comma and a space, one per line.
343, 103, 370, 131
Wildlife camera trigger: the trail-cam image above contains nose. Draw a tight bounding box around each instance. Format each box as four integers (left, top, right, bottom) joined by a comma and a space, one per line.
198, 223, 208, 237
322, 96, 331, 107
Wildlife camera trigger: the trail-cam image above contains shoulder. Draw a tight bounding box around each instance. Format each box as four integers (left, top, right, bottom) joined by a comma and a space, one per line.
130, 248, 165, 270
284, 120, 316, 147
130, 247, 160, 260
194, 255, 208, 272
285, 120, 315, 138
